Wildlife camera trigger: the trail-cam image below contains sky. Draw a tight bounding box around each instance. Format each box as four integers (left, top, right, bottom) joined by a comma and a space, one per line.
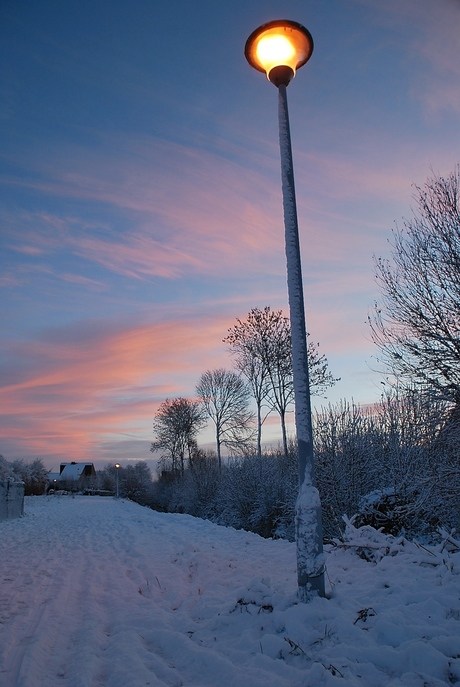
1, 0, 460, 470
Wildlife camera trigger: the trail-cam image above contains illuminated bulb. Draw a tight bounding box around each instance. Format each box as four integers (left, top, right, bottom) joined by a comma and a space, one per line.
245, 21, 313, 86
256, 34, 296, 74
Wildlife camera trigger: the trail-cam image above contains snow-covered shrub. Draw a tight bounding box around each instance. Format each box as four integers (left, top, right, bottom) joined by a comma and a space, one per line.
333, 516, 460, 570
332, 516, 394, 562
216, 447, 299, 539
150, 389, 460, 541
352, 487, 440, 536
11, 458, 48, 495
150, 447, 299, 540
0, 455, 18, 480
313, 401, 383, 539
0, 456, 47, 494
314, 390, 460, 538
151, 454, 221, 518
98, 461, 154, 505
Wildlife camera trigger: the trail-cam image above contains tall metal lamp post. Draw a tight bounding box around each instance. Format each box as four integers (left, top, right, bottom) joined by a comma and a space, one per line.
245, 20, 325, 599
115, 463, 120, 499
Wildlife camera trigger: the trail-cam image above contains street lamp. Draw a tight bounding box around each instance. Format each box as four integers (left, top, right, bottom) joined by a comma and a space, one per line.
115, 463, 120, 499
245, 20, 325, 599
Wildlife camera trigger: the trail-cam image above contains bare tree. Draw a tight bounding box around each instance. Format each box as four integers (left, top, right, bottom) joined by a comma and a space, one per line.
224, 307, 338, 458
151, 397, 206, 474
224, 311, 272, 459
370, 166, 460, 403
196, 369, 255, 469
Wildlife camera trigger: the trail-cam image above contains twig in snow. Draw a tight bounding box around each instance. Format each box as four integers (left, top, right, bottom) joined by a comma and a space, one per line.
413, 541, 436, 557
353, 607, 376, 625
323, 663, 344, 678
284, 637, 308, 656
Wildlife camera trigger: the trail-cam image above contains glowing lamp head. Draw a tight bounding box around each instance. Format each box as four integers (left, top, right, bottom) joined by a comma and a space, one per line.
245, 20, 313, 87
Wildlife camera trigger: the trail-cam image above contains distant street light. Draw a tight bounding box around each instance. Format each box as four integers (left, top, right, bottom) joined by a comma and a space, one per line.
245, 20, 325, 599
115, 463, 120, 499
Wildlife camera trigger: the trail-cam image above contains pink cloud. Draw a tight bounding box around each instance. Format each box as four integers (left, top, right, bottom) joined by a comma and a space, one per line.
59, 273, 108, 290
0, 298, 370, 465
72, 234, 205, 279
6, 126, 451, 296
0, 314, 231, 463
2, 136, 286, 281
10, 245, 45, 256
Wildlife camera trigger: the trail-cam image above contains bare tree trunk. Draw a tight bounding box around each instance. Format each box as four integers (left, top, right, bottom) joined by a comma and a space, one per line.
257, 404, 262, 459
216, 430, 222, 472
280, 409, 288, 459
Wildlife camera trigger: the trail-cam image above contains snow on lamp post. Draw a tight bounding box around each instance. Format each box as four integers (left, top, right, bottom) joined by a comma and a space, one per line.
115, 463, 120, 499
245, 20, 325, 599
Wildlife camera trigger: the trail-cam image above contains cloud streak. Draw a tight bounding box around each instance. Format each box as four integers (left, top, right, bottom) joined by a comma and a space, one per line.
1, 135, 287, 283
0, 314, 231, 463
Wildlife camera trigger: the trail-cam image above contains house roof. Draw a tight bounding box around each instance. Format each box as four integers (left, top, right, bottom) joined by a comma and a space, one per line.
59, 462, 95, 480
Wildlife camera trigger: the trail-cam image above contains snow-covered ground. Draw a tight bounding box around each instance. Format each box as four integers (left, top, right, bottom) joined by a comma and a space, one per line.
1, 496, 459, 687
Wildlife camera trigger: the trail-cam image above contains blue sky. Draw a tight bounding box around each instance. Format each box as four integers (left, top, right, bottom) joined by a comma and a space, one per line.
1, 0, 459, 470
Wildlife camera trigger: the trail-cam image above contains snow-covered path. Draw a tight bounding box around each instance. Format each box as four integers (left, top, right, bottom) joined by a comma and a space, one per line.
1, 496, 460, 687
1, 496, 298, 687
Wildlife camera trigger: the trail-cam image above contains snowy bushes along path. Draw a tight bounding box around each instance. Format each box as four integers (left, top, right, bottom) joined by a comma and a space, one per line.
1, 496, 460, 687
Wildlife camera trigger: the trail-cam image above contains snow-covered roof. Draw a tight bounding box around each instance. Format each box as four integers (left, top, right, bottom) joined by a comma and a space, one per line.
59, 462, 95, 480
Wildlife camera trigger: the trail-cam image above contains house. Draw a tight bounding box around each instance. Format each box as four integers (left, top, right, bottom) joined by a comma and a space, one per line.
48, 462, 97, 492
59, 462, 97, 481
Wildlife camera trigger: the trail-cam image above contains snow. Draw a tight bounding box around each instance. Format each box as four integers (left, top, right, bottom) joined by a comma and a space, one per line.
1, 496, 459, 687
295, 479, 326, 598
